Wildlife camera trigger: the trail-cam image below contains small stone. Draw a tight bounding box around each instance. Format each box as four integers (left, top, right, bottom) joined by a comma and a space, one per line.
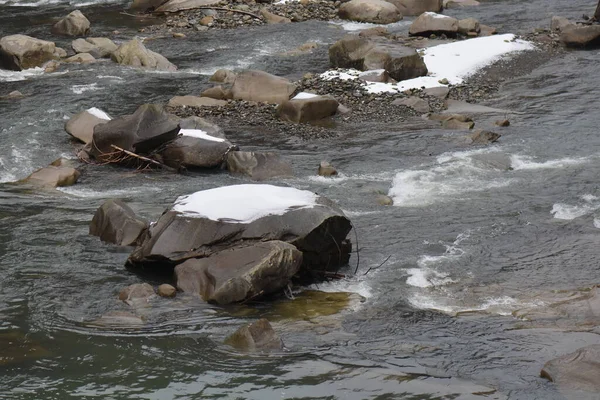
157, 284, 176, 298
318, 161, 337, 176
1, 90, 24, 99
438, 78, 449, 85
225, 319, 283, 351
199, 16, 214, 26
495, 119, 510, 127
376, 194, 393, 206
172, 32, 186, 38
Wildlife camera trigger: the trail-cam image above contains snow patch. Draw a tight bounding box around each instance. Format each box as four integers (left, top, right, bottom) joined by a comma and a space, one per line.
180, 129, 226, 142
87, 107, 111, 120
172, 184, 318, 222
293, 92, 319, 100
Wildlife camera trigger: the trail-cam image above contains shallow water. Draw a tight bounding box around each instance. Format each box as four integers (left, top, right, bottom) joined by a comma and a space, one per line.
2, 0, 600, 398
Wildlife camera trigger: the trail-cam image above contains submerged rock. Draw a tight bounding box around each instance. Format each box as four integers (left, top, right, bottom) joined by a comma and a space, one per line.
175, 241, 302, 304
65, 107, 111, 145
0, 331, 50, 366
90, 310, 144, 327
118, 283, 156, 306
89, 199, 149, 246
388, 0, 442, 16
0, 90, 24, 100
51, 10, 90, 37
392, 97, 430, 113
230, 70, 297, 104
541, 345, 600, 394
468, 130, 500, 144
21, 166, 80, 188
225, 319, 283, 351
318, 161, 337, 177
269, 290, 364, 320
111, 38, 176, 71
409, 12, 459, 37
277, 95, 339, 123
338, 0, 403, 25
0, 34, 57, 71
226, 151, 293, 180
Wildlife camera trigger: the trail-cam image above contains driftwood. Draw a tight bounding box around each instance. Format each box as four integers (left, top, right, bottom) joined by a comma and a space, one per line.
153, 6, 261, 19
109, 145, 178, 172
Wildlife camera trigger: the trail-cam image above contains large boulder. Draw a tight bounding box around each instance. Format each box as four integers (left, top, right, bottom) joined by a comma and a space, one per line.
409, 12, 459, 37
65, 107, 111, 144
0, 35, 57, 71
127, 184, 352, 278
51, 10, 90, 37
175, 241, 302, 304
111, 38, 176, 71
225, 319, 283, 350
277, 95, 339, 123
387, 0, 442, 16
226, 151, 292, 180
541, 345, 600, 394
21, 166, 80, 188
72, 37, 117, 58
89, 199, 149, 246
154, 0, 220, 13
329, 35, 428, 81
560, 25, 600, 48
90, 104, 180, 162
157, 129, 234, 169
338, 0, 402, 24
230, 70, 297, 104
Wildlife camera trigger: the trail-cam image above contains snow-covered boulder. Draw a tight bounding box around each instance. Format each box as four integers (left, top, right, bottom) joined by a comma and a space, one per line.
65, 107, 111, 145
409, 12, 459, 37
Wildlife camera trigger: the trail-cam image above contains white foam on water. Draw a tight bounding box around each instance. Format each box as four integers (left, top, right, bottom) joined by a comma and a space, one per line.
406, 267, 455, 288
408, 293, 520, 316
0, 67, 44, 82
57, 187, 161, 198
180, 129, 225, 142
510, 154, 590, 170
71, 83, 100, 94
551, 194, 600, 220
172, 184, 318, 222
308, 278, 372, 300
342, 209, 382, 217
97, 75, 124, 80
87, 107, 111, 120
328, 20, 409, 32
594, 218, 600, 229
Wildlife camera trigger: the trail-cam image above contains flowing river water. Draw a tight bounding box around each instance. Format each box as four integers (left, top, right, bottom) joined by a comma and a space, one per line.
2, 0, 600, 399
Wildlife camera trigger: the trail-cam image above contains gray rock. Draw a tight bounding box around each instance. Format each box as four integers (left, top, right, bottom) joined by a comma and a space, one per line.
51, 10, 90, 37
423, 86, 449, 98
0, 34, 57, 71
277, 95, 339, 123
20, 166, 80, 188
65, 107, 111, 145
118, 283, 155, 307
72, 37, 117, 58
260, 8, 291, 24
65, 52, 95, 63
175, 241, 302, 304
230, 70, 297, 104
318, 161, 337, 177
158, 132, 233, 169
89, 199, 149, 246
167, 95, 227, 107
561, 25, 600, 48
541, 345, 600, 394
392, 97, 429, 113
179, 116, 225, 138
409, 12, 459, 37
155, 0, 220, 13
387, 0, 442, 16
226, 151, 292, 180
111, 38, 176, 71
209, 68, 237, 84
200, 85, 232, 100
458, 18, 480, 35
551, 16, 574, 32
338, 0, 403, 24
225, 319, 283, 351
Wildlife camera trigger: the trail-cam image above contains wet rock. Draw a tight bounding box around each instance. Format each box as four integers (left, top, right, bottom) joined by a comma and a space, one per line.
0, 90, 24, 100
167, 95, 227, 107
551, 16, 574, 32
376, 194, 393, 205
409, 12, 459, 37
0, 331, 50, 366
54, 47, 67, 58
91, 311, 144, 327
458, 18, 480, 35
199, 16, 214, 26
392, 97, 429, 113
157, 284, 177, 297
329, 35, 428, 81
43, 60, 60, 73
541, 345, 600, 394
51, 10, 90, 37
210, 68, 237, 84
444, 0, 479, 7
158, 130, 233, 169
72, 37, 117, 58
318, 161, 337, 176
65, 52, 95, 63
127, 184, 352, 277
338, 0, 402, 24
430, 113, 472, 122
111, 38, 176, 71
269, 290, 364, 320
179, 115, 225, 138
260, 9, 291, 24
65, 107, 111, 145
130, 0, 166, 11
495, 119, 510, 127
90, 104, 180, 162
201, 85, 232, 100
224, 318, 283, 351
277, 95, 339, 123
230, 70, 297, 104
155, 0, 220, 13
387, 0, 442, 16
90, 199, 149, 246
0, 34, 57, 71
468, 130, 500, 144
172, 32, 186, 38
358, 26, 389, 38
118, 283, 156, 306
175, 241, 302, 304
560, 25, 600, 48
442, 117, 474, 130
21, 166, 80, 188
226, 151, 293, 180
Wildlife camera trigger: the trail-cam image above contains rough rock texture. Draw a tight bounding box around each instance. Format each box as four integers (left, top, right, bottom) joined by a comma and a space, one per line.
409, 12, 459, 37
225, 319, 283, 351
65, 108, 111, 144
541, 345, 600, 394
155, 0, 220, 13
551, 16, 574, 32
458, 18, 480, 34
21, 166, 80, 188
277, 95, 339, 123
118, 283, 155, 306
442, 117, 474, 130
72, 37, 117, 58
230, 70, 297, 104
111, 38, 177, 71
210, 68, 237, 84
329, 35, 428, 81
167, 95, 227, 107
175, 241, 302, 304
89, 199, 149, 246
560, 25, 600, 48
226, 151, 293, 180
90, 104, 180, 161
387, 0, 442, 16
338, 0, 403, 24
392, 97, 429, 113
65, 52, 95, 63
318, 161, 337, 176
0, 34, 57, 71
51, 10, 90, 37
157, 133, 233, 169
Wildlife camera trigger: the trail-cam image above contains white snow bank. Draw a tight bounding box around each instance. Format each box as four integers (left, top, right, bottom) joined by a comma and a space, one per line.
87, 107, 111, 120
172, 184, 318, 222
180, 129, 225, 142
293, 92, 319, 100
320, 34, 535, 93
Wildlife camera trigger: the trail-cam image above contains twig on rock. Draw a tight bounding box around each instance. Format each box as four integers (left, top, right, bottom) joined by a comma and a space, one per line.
109, 145, 178, 172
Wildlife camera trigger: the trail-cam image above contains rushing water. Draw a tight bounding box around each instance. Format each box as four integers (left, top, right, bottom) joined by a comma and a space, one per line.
2, 0, 600, 399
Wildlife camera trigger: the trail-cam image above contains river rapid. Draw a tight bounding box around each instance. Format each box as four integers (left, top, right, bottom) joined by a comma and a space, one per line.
2, 0, 600, 399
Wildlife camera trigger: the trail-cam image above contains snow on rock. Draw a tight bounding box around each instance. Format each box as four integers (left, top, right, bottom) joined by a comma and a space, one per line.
292, 92, 319, 100
423, 11, 453, 20
320, 34, 535, 93
180, 129, 226, 142
87, 107, 111, 120
172, 184, 318, 222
